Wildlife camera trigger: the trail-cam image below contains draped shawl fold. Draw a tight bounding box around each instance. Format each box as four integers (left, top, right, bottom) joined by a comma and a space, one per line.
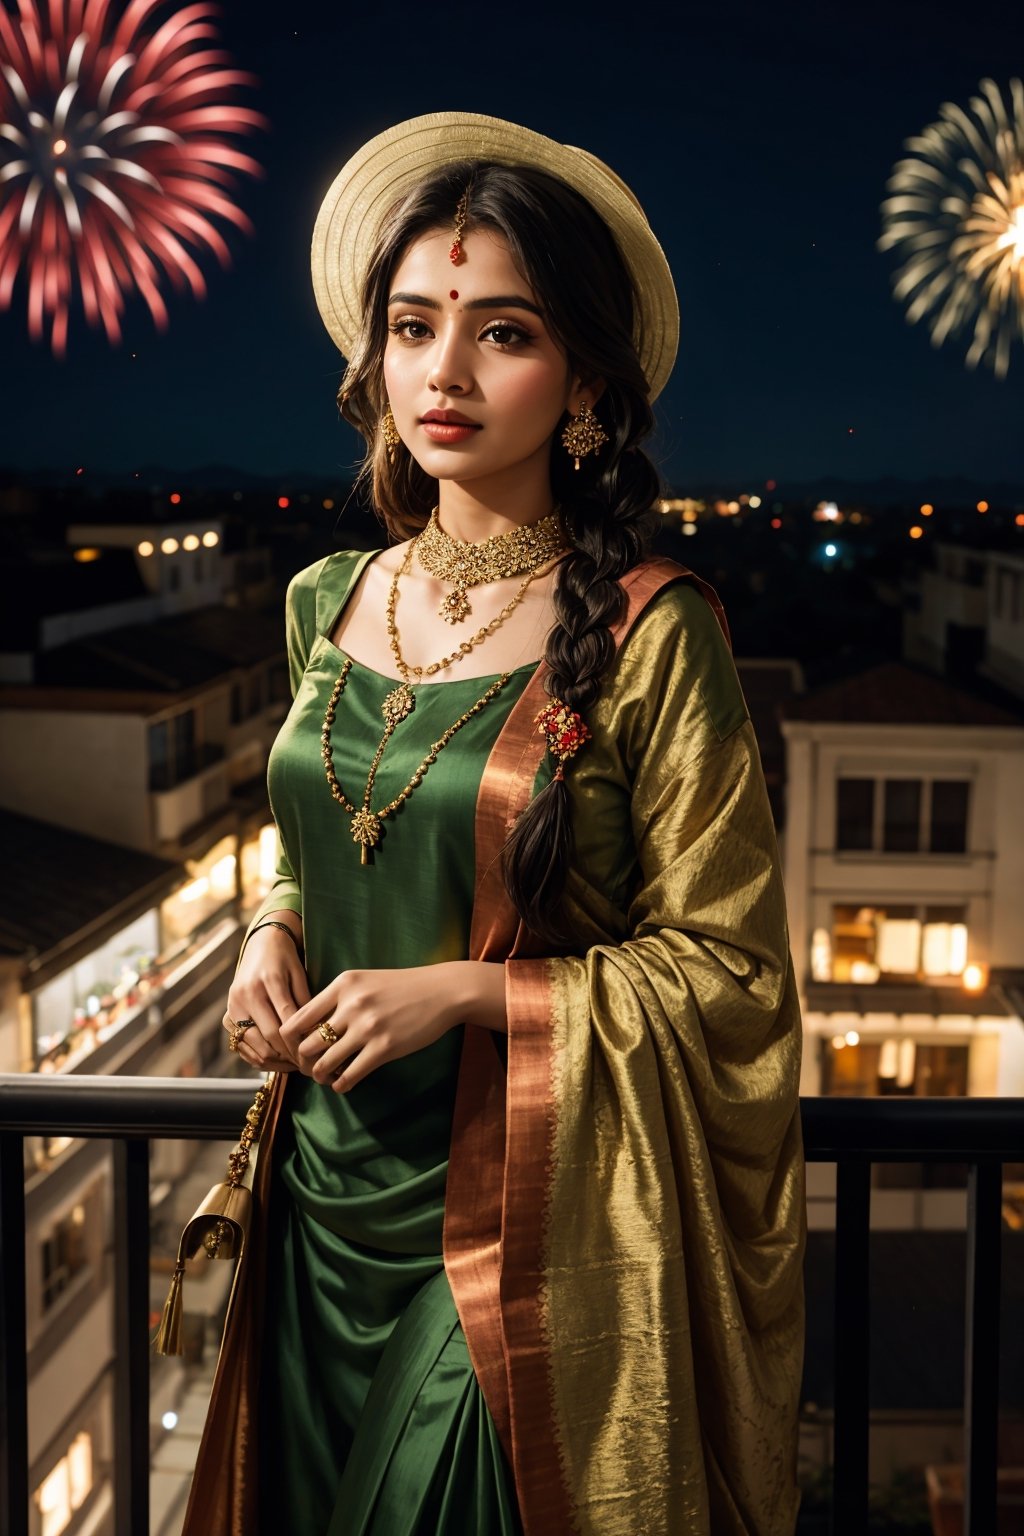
182, 554, 805, 1536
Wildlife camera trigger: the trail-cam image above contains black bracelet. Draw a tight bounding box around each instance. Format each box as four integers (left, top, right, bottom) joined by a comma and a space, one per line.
248, 918, 304, 958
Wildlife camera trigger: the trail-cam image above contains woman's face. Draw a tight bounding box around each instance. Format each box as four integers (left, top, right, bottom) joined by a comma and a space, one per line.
382, 226, 588, 490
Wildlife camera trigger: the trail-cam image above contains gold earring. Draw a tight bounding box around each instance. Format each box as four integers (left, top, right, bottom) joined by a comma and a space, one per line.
561, 401, 608, 471
381, 404, 401, 462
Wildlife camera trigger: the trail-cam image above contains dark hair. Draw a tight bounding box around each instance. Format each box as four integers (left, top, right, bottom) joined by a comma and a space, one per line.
338, 161, 661, 942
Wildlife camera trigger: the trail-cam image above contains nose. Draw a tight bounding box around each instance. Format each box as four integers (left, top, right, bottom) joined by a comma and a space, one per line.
426, 318, 473, 396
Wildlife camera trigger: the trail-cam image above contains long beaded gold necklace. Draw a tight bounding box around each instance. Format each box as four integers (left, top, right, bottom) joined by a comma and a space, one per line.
321, 537, 548, 864
416, 504, 565, 622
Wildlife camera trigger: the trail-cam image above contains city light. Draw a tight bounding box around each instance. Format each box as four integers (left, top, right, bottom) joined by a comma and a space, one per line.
748, 495, 762, 508
278, 496, 290, 509
682, 523, 697, 537
831, 1035, 847, 1050
182, 534, 200, 551
137, 541, 154, 557
201, 531, 219, 548
1016, 514, 1024, 527
962, 963, 987, 992
161, 1412, 178, 1431
160, 537, 179, 555
824, 543, 838, 557
920, 503, 934, 516
845, 1030, 860, 1047
977, 501, 989, 513
73, 548, 101, 563
170, 493, 181, 506
909, 526, 924, 539
323, 498, 335, 510
770, 517, 782, 529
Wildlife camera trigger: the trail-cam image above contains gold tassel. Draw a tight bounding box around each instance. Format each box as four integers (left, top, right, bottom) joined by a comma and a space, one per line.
153, 1260, 186, 1356
151, 1077, 272, 1357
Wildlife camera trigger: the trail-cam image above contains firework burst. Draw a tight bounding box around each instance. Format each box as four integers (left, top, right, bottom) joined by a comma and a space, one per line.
0, 0, 267, 356
878, 78, 1024, 380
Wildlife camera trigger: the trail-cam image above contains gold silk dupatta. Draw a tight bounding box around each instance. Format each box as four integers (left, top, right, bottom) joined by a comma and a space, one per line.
446, 558, 806, 1535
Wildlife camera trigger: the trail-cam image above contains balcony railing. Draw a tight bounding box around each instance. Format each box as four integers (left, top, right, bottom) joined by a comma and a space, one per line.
0, 1080, 1021, 1536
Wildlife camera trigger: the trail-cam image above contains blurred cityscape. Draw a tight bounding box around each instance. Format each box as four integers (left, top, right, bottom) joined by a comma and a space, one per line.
1, 465, 1022, 1535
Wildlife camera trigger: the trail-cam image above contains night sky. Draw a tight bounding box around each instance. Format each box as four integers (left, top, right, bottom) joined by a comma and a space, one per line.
4, 0, 1023, 490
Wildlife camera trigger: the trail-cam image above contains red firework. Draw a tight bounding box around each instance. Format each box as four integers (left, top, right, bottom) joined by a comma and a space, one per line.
0, 0, 267, 356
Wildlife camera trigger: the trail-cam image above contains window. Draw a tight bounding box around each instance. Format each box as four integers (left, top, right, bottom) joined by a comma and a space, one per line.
148, 710, 197, 790
835, 776, 970, 855
41, 1204, 88, 1311
35, 1432, 93, 1536
835, 779, 873, 850
827, 903, 969, 984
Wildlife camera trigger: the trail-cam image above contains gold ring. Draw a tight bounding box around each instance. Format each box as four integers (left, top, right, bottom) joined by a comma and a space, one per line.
227, 1018, 255, 1053
317, 1018, 339, 1046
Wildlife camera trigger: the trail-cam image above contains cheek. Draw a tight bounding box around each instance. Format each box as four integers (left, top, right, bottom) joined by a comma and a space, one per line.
492, 361, 570, 424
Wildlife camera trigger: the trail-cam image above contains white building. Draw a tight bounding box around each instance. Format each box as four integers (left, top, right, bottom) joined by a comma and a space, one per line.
780, 660, 1024, 1100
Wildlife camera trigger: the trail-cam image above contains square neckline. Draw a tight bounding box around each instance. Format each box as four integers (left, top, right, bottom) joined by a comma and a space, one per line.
317, 548, 544, 688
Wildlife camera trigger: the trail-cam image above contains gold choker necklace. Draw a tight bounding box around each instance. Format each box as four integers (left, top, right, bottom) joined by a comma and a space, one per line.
416, 506, 565, 623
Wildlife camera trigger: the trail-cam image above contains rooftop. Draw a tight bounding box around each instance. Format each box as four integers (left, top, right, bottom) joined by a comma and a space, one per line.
782, 661, 1024, 728
0, 809, 181, 966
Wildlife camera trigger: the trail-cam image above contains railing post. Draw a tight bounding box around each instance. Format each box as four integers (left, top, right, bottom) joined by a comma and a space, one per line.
832, 1159, 871, 1536
0, 1133, 29, 1536
112, 1138, 150, 1536
964, 1161, 1002, 1535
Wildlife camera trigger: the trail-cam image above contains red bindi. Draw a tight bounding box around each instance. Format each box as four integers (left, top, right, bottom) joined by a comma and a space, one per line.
449, 289, 459, 300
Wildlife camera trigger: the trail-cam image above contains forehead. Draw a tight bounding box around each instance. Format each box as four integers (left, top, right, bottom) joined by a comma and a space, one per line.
390, 227, 536, 300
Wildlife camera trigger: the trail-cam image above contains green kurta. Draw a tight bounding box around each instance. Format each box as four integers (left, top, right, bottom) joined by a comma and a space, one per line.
257, 551, 531, 1535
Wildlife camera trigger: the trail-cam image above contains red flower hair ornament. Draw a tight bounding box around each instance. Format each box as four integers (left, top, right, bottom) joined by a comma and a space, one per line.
535, 701, 592, 782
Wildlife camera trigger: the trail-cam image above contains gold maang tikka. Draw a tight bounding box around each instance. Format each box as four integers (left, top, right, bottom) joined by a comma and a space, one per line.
449, 189, 469, 265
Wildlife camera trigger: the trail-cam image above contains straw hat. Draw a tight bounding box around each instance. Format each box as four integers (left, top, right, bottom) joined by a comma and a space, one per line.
310, 111, 679, 400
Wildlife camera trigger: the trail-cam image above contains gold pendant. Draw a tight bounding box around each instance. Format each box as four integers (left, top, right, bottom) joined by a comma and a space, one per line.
439, 588, 471, 624
382, 683, 414, 724
351, 808, 382, 864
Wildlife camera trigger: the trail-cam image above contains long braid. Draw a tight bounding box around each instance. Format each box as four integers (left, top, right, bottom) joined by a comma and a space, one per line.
503, 388, 660, 940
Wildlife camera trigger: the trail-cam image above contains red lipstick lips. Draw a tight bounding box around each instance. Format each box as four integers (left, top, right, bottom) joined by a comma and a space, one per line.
420, 408, 482, 443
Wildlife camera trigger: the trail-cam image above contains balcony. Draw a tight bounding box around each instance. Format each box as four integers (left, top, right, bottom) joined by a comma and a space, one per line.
0, 1083, 1021, 1536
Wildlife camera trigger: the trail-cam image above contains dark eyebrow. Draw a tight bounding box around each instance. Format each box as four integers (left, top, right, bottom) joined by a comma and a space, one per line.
387, 291, 545, 319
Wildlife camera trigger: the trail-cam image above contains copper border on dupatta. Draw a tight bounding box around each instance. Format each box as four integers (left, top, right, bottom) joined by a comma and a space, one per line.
446, 557, 717, 1533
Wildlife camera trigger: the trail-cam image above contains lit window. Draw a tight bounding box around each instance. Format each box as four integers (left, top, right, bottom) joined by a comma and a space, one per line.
35, 1431, 92, 1536
828, 904, 969, 984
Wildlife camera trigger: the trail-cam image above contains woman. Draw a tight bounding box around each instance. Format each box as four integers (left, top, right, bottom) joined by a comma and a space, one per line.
185, 112, 805, 1536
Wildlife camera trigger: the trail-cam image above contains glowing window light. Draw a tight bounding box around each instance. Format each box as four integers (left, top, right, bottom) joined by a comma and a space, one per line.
209, 853, 237, 898
962, 962, 986, 991
73, 547, 101, 562
137, 540, 154, 557
831, 1034, 847, 1050
844, 1030, 860, 1047
201, 531, 219, 548
896, 1039, 917, 1089
67, 1434, 92, 1509
160, 537, 179, 554
878, 1039, 899, 1079
909, 526, 924, 539
178, 876, 209, 903
258, 823, 278, 883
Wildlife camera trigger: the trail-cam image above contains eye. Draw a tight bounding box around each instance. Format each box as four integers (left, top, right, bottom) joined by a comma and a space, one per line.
480, 320, 532, 348
387, 317, 433, 342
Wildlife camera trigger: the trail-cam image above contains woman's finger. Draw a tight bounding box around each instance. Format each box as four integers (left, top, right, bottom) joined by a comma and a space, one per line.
329, 1039, 383, 1094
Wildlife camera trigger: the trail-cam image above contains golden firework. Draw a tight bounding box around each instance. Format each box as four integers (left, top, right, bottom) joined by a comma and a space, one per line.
878, 78, 1024, 379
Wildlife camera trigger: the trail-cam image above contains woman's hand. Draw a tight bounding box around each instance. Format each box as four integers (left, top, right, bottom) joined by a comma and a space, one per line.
223, 915, 310, 1072
279, 960, 506, 1093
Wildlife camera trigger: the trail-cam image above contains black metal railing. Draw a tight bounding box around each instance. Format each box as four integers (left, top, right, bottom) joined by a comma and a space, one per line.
0, 1079, 1021, 1536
